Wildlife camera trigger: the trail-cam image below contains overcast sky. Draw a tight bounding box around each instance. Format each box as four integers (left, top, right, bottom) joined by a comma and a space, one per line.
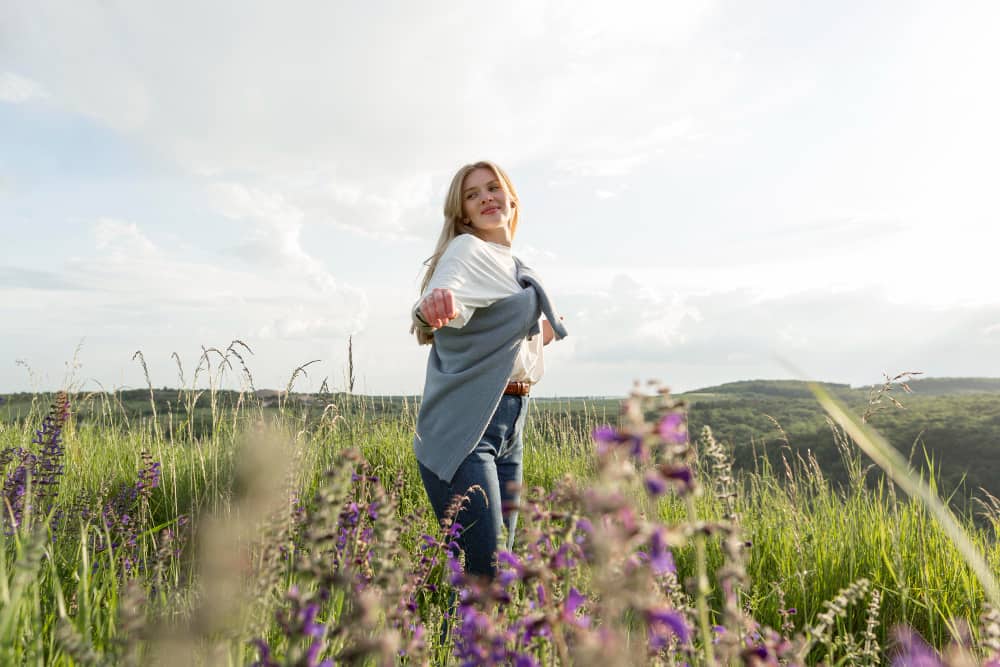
3, 1, 999, 396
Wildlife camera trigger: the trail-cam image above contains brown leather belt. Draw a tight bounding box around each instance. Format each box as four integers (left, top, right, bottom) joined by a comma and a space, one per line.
504, 380, 531, 396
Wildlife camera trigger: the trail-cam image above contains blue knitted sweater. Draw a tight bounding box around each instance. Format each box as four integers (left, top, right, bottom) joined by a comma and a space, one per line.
413, 260, 567, 482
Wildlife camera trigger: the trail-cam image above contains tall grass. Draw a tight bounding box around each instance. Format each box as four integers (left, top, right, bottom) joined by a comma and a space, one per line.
0, 365, 998, 664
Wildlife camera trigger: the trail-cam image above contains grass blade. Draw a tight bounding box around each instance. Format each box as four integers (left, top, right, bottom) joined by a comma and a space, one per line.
809, 381, 1000, 607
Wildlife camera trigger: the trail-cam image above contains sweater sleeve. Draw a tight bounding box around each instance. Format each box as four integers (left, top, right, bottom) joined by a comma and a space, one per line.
419, 238, 476, 328
415, 235, 512, 329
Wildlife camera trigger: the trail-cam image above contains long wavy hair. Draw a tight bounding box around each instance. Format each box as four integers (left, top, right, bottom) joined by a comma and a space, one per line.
411, 160, 521, 345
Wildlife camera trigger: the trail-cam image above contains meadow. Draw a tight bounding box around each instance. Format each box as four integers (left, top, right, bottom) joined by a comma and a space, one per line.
1, 351, 999, 665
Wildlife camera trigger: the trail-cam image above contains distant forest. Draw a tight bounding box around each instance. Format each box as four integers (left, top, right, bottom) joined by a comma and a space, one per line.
681, 377, 1000, 514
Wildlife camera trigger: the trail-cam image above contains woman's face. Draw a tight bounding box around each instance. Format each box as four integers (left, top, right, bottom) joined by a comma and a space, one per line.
461, 167, 514, 245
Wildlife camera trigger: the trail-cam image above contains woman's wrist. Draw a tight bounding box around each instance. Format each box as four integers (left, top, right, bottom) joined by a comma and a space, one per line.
413, 304, 434, 331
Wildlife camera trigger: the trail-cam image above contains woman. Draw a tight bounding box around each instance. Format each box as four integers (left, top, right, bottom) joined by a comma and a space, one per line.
411, 160, 567, 580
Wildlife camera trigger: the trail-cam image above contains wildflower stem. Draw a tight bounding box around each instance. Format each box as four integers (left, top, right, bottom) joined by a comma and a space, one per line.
552, 621, 571, 666
685, 494, 715, 666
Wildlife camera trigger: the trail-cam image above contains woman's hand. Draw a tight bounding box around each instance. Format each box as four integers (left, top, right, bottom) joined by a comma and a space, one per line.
419, 288, 459, 329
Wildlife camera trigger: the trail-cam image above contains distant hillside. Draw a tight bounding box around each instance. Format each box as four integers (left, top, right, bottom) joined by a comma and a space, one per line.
685, 376, 1000, 398
682, 379, 854, 399
678, 377, 1000, 515
892, 377, 1000, 395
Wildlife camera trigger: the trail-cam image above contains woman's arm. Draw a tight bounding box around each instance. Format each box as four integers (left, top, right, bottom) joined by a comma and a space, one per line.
415, 235, 505, 331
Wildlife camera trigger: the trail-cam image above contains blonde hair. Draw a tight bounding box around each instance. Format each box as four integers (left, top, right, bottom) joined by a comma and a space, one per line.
411, 161, 521, 345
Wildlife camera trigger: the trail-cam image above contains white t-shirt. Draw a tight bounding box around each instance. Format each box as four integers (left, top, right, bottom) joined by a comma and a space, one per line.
415, 234, 545, 384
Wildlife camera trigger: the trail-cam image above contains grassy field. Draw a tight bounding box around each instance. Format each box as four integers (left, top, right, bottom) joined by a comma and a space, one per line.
1, 375, 999, 665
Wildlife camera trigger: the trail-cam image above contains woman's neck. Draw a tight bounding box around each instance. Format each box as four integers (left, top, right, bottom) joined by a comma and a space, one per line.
470, 228, 511, 246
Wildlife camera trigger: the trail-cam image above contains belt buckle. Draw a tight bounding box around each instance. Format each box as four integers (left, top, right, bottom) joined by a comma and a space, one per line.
505, 380, 529, 396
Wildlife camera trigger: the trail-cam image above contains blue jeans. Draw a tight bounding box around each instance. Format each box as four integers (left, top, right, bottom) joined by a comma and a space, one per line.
418, 394, 527, 579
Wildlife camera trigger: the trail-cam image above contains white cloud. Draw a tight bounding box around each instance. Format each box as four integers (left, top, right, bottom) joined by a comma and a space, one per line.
55, 217, 367, 345
0, 266, 82, 291
0, 2, 729, 240
211, 182, 343, 294
0, 72, 49, 103
257, 313, 361, 341
547, 283, 1000, 393
93, 219, 157, 258
517, 244, 558, 264
554, 117, 706, 178
565, 273, 699, 363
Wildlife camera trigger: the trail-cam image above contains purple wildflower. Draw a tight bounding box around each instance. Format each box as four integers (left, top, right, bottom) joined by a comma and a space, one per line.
137, 458, 161, 494
550, 542, 573, 569
497, 569, 519, 589
451, 598, 522, 666
251, 638, 279, 667
345, 502, 360, 524
90, 452, 167, 576
301, 603, 325, 665
447, 549, 465, 585
627, 435, 644, 459
591, 424, 645, 459
646, 607, 690, 649
644, 470, 667, 497
497, 550, 523, 570
657, 411, 687, 444
135, 452, 162, 509
32, 392, 70, 508
497, 551, 525, 587
741, 644, 774, 664
261, 587, 333, 667
561, 587, 591, 628
2, 460, 31, 533
648, 527, 676, 575
657, 463, 696, 495
891, 627, 945, 667
521, 612, 551, 643
592, 425, 618, 444
564, 588, 586, 615
301, 602, 323, 637
739, 628, 790, 665
615, 506, 638, 533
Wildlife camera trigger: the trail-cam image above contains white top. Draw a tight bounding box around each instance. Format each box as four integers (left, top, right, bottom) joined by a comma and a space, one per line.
415, 234, 545, 384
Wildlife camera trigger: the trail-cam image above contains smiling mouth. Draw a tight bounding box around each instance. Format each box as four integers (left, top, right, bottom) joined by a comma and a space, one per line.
481, 207, 499, 215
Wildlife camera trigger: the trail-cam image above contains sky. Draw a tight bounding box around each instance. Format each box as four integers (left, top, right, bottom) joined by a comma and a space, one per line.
2, 1, 999, 397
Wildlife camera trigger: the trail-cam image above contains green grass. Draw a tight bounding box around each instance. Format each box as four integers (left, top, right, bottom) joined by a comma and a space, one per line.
1, 385, 998, 664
